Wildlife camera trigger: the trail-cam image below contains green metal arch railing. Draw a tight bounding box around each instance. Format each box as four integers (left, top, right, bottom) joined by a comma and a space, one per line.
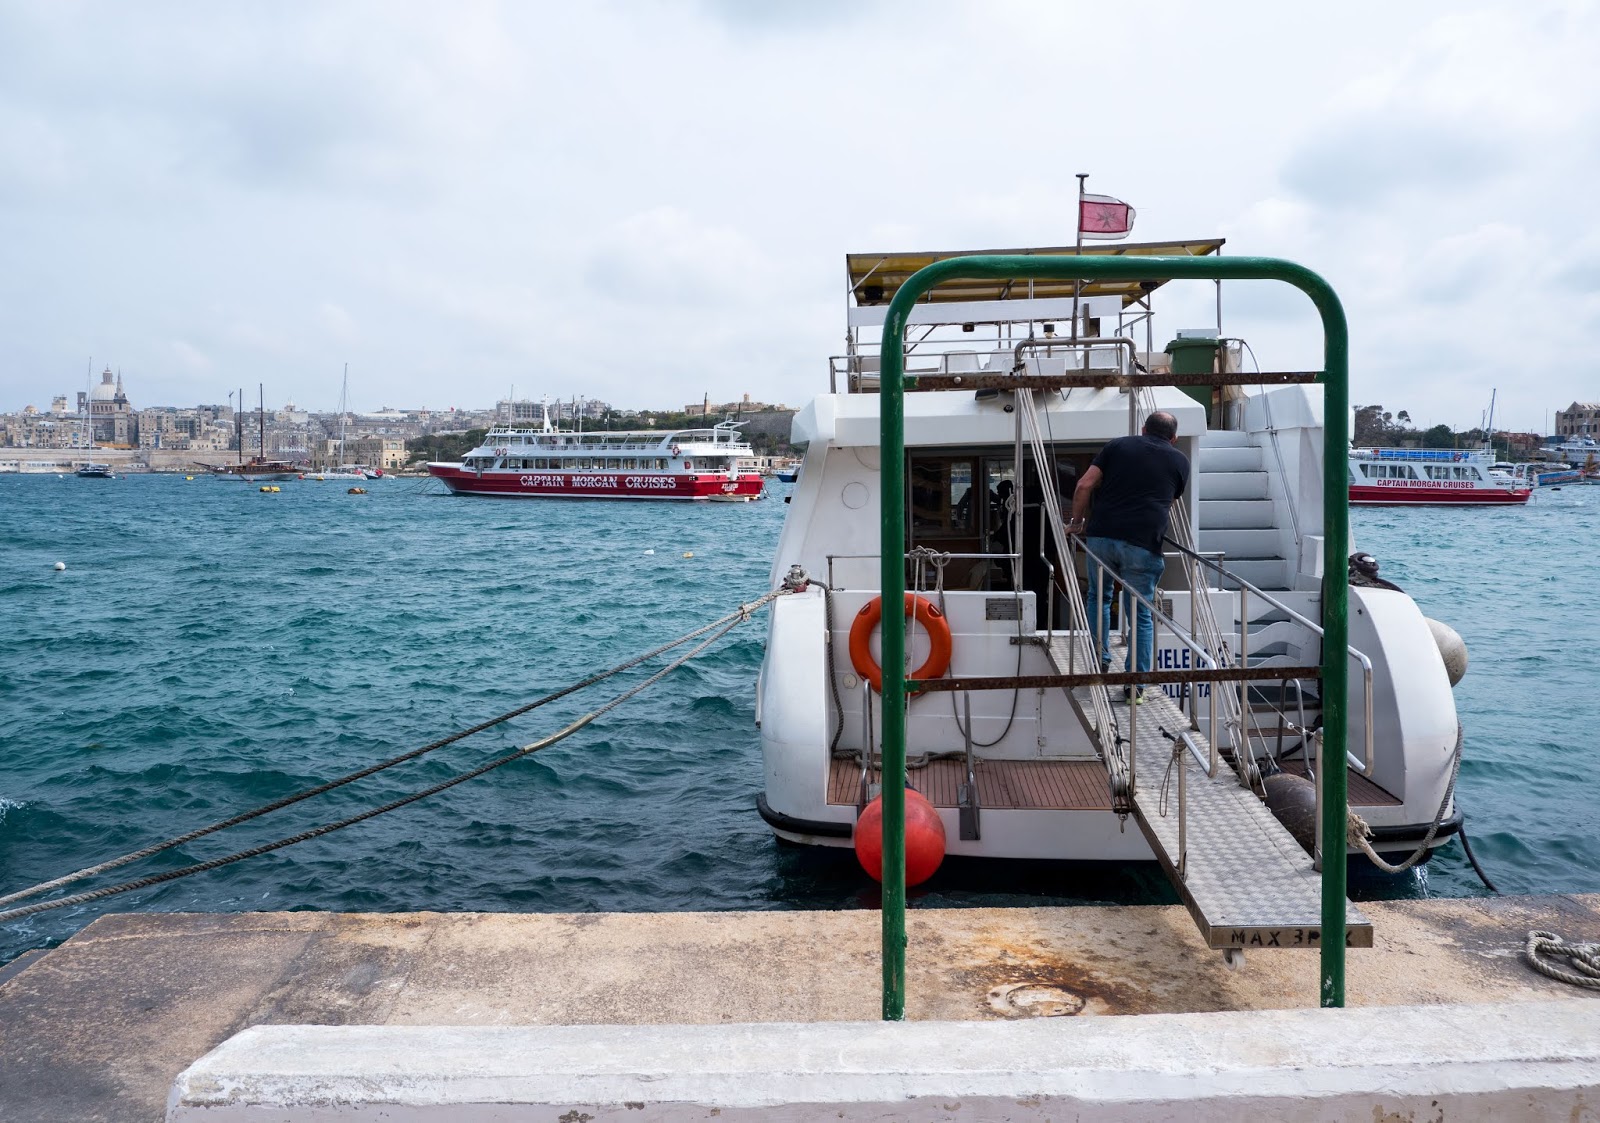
875, 254, 1350, 1017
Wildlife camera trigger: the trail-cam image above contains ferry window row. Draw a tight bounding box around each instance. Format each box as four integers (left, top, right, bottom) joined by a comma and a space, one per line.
495, 456, 738, 472
497, 457, 672, 470
1356, 463, 1476, 481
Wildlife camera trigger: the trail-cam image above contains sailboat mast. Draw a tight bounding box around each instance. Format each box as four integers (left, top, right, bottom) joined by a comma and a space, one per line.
258, 384, 265, 461
339, 363, 349, 465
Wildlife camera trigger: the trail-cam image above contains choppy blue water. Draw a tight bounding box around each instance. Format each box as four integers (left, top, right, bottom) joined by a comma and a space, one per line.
1, 474, 1596, 964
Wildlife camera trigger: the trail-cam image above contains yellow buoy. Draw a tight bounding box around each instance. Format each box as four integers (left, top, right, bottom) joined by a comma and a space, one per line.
682, 551, 694, 559
184, 475, 194, 481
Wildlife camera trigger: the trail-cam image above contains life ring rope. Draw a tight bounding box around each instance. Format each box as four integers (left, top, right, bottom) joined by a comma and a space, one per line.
848, 593, 953, 694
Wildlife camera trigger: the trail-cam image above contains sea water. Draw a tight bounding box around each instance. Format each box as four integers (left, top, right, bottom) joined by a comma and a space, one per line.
1, 474, 1596, 963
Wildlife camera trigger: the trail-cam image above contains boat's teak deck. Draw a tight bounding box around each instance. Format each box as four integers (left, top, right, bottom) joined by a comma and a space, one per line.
1279, 759, 1401, 806
827, 757, 1112, 810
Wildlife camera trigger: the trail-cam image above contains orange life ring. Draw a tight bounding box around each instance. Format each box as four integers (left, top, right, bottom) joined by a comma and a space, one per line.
849, 593, 953, 694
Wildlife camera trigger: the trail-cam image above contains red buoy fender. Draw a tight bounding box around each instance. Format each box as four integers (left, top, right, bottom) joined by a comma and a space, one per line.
853, 790, 947, 886
848, 593, 952, 693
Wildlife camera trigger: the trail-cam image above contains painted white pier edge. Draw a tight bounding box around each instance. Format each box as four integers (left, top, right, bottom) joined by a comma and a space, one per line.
167, 1000, 1600, 1121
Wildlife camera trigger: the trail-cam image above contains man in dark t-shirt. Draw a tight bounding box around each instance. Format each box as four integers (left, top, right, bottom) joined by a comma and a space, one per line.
1066, 411, 1190, 702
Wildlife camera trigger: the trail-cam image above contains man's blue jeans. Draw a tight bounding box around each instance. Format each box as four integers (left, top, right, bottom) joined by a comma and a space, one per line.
1085, 536, 1165, 687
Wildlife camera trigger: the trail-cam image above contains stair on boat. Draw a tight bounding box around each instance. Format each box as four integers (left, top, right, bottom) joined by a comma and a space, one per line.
1196, 430, 1292, 592
1044, 631, 1373, 951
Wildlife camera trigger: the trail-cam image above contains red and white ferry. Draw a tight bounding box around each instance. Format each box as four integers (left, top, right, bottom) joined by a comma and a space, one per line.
1348, 447, 1531, 506
427, 417, 764, 501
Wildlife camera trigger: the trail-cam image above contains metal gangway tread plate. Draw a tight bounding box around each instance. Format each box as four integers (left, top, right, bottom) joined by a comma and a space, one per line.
1045, 632, 1373, 952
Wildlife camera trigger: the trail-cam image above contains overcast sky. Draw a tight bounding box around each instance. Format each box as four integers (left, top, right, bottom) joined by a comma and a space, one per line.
1, 0, 1594, 433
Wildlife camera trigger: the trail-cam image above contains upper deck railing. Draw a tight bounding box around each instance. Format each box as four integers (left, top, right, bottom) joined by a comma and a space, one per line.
478, 423, 752, 454
1351, 446, 1494, 462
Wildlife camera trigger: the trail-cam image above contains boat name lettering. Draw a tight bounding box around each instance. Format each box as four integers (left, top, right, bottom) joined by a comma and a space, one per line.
1371, 479, 1475, 489
625, 475, 678, 490
519, 474, 566, 487
1155, 645, 1210, 698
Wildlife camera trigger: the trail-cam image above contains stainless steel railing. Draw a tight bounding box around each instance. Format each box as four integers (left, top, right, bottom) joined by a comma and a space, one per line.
1161, 536, 1375, 777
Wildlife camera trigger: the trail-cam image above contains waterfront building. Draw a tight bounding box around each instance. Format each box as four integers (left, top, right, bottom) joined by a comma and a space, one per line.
680, 393, 792, 414
1555, 401, 1600, 438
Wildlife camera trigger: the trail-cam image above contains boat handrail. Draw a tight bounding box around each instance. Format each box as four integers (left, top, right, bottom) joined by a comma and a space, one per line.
1011, 334, 1136, 374
823, 550, 1023, 592
828, 340, 1139, 394
1161, 535, 1375, 776
1350, 445, 1493, 461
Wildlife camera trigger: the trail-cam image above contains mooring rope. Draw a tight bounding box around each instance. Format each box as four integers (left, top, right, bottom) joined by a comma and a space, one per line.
0, 589, 785, 925
1522, 930, 1600, 990
1346, 723, 1464, 875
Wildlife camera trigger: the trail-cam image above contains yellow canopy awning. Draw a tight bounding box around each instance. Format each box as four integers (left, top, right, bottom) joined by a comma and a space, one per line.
846, 239, 1226, 308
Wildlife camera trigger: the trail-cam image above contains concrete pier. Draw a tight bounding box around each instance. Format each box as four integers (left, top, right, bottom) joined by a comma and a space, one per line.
167, 1004, 1600, 1121
1, 893, 1597, 1121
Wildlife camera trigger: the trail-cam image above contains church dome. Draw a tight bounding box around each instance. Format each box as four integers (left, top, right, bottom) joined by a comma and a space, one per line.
89, 369, 118, 402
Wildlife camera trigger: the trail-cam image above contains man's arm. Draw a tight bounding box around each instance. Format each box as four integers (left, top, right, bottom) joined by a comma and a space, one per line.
1067, 465, 1102, 533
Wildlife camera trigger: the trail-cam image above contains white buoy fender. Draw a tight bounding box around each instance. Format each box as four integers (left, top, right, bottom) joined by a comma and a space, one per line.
53, 561, 66, 571
1425, 617, 1468, 686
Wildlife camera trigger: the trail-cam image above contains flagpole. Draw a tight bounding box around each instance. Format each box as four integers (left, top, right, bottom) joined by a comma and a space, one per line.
1072, 172, 1088, 342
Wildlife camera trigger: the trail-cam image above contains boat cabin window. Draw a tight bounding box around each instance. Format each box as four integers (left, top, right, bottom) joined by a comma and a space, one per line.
1365, 463, 1416, 480
911, 458, 976, 536
906, 450, 1089, 595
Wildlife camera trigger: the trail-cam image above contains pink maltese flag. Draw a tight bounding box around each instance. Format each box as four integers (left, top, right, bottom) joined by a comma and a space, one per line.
1078, 193, 1136, 240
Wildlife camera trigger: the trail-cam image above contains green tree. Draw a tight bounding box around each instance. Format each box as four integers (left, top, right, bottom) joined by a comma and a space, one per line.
406, 428, 487, 465
1422, 424, 1455, 448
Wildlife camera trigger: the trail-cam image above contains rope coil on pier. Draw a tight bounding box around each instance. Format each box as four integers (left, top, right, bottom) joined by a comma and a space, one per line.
0, 586, 789, 926
1522, 930, 1600, 990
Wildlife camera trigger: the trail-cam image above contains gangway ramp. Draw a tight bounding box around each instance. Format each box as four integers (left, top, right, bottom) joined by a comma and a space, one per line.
1046, 634, 1373, 952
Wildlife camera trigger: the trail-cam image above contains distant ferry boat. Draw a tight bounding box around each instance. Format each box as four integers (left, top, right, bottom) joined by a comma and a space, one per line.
1349, 447, 1530, 505
428, 419, 764, 501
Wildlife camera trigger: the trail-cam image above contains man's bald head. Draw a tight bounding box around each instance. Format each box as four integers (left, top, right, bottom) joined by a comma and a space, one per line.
1142, 411, 1179, 442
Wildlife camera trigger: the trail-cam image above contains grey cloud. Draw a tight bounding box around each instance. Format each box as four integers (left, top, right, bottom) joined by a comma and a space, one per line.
1281, 116, 1507, 209
693, 0, 884, 32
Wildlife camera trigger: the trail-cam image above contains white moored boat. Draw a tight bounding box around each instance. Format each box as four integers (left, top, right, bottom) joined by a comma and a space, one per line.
428, 413, 764, 501
755, 241, 1469, 889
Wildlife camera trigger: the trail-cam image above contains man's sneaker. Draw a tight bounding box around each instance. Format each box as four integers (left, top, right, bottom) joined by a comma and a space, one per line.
1123, 686, 1146, 705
